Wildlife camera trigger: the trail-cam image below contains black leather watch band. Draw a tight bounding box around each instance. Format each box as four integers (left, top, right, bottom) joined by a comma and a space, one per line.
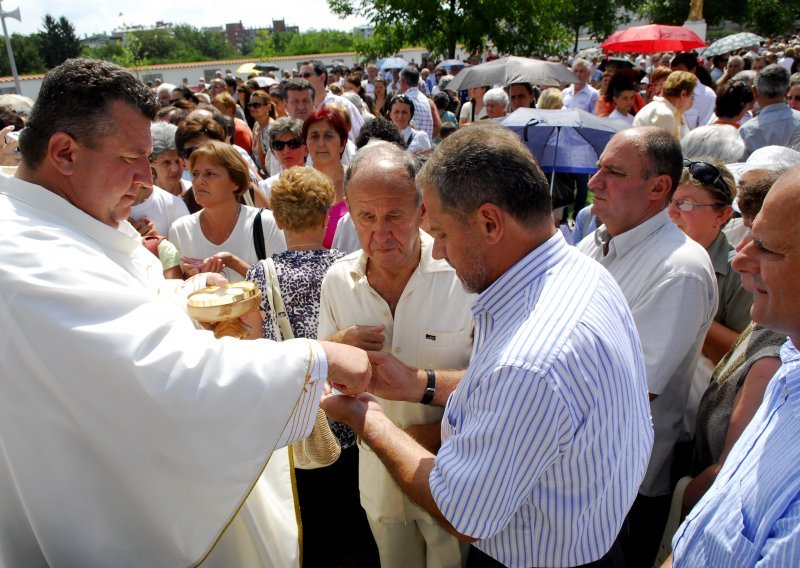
421, 369, 436, 405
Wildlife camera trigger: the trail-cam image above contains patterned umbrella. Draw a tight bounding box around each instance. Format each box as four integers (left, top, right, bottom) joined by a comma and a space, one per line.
601, 24, 706, 54
702, 33, 765, 57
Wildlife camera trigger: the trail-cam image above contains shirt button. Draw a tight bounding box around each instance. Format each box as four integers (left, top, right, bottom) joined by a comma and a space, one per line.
383, 311, 390, 317
394, 347, 401, 354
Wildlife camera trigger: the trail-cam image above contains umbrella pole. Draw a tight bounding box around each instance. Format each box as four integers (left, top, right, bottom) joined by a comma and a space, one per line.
550, 127, 561, 195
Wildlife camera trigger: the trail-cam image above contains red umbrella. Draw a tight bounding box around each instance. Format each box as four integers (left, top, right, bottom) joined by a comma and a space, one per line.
601, 24, 706, 54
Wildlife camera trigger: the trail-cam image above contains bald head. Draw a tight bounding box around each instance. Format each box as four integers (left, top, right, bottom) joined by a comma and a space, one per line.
345, 141, 421, 203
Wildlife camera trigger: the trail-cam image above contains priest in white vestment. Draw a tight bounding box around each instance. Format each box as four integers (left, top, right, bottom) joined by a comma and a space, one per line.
0, 58, 371, 568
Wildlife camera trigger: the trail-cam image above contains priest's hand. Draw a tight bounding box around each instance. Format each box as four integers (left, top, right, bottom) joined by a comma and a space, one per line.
319, 341, 371, 396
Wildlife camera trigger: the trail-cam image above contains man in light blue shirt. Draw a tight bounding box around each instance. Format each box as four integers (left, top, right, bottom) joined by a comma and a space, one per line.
740, 64, 800, 158
671, 168, 800, 567
323, 122, 653, 568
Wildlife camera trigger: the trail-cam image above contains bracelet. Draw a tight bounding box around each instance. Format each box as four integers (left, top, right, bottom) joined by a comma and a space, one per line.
421, 369, 436, 405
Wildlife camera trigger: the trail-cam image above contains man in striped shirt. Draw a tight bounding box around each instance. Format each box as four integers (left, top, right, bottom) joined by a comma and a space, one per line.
670, 168, 800, 566
323, 122, 654, 568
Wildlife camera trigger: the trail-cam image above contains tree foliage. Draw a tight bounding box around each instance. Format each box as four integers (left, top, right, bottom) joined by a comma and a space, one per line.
39, 14, 82, 69
0, 34, 46, 75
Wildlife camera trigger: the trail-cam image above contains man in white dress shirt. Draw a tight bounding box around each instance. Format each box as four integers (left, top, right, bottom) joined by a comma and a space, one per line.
577, 126, 717, 568
0, 57, 370, 567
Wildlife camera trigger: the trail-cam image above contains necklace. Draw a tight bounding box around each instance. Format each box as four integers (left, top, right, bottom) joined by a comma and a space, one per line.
200, 205, 241, 245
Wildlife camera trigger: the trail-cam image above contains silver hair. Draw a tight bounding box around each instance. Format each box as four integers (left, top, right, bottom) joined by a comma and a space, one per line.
681, 125, 745, 164
345, 140, 421, 204
756, 64, 790, 99
341, 91, 366, 114
156, 83, 176, 96
483, 87, 509, 107
150, 121, 178, 157
571, 58, 590, 71
267, 117, 303, 141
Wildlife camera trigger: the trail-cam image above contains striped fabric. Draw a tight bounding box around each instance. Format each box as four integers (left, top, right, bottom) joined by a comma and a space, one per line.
673, 339, 800, 567
429, 233, 653, 568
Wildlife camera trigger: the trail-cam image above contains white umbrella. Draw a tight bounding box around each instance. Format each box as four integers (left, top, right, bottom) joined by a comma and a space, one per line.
379, 57, 409, 72
702, 33, 765, 57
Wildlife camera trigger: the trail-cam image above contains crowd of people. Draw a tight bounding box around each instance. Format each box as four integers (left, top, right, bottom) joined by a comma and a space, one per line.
1, 32, 800, 568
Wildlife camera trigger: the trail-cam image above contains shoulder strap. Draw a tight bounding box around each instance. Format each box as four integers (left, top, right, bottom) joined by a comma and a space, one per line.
253, 208, 267, 261
259, 258, 294, 341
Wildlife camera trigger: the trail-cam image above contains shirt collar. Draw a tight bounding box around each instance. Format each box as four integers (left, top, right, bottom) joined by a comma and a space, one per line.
473, 231, 568, 317
1, 173, 141, 256
706, 231, 732, 276
597, 208, 671, 259
760, 101, 792, 115
347, 230, 448, 282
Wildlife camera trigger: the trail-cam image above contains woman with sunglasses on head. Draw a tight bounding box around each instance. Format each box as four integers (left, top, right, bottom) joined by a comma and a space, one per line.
258, 117, 308, 203
175, 116, 227, 213
303, 107, 349, 248
669, 160, 753, 363
387, 94, 432, 154
248, 89, 277, 175
169, 140, 285, 281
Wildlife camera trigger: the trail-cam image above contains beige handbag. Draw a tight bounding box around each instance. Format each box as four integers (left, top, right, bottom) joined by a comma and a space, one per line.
259, 258, 341, 470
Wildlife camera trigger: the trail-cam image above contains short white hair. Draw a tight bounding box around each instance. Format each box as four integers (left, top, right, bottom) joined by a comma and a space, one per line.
156, 83, 176, 96
483, 87, 509, 107
681, 125, 745, 164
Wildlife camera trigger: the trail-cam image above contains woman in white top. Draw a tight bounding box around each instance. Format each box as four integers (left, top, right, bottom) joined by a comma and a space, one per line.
387, 94, 432, 154
169, 140, 285, 281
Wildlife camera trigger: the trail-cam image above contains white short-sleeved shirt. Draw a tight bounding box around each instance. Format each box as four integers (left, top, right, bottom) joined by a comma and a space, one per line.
169, 205, 286, 281
318, 231, 475, 522
130, 185, 190, 237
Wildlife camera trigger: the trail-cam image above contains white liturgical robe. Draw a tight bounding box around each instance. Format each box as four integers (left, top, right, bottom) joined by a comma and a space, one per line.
0, 173, 325, 567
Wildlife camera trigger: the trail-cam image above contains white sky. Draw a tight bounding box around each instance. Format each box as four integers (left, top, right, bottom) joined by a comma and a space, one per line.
6, 0, 366, 37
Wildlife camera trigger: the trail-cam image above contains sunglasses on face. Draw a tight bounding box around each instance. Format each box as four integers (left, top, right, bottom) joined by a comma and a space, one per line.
301, 72, 316, 79
248, 102, 265, 109
683, 159, 732, 201
787, 95, 800, 102
271, 139, 303, 151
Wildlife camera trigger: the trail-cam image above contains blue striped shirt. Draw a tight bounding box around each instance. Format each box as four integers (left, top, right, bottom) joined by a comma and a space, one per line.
429, 232, 653, 568
673, 339, 800, 567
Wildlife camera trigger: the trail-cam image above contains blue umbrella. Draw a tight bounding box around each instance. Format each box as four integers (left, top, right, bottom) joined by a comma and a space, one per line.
378, 57, 409, 72
502, 108, 630, 191
435, 59, 466, 70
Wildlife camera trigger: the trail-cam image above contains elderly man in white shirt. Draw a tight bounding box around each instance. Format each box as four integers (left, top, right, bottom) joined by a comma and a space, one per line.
562, 58, 600, 113
318, 142, 473, 568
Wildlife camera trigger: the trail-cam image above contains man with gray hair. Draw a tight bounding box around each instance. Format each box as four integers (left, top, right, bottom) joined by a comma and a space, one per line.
399, 65, 436, 138
562, 58, 599, 113
318, 141, 474, 568
740, 64, 800, 158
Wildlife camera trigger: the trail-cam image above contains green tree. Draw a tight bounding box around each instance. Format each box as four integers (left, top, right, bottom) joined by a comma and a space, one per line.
135, 29, 179, 63
0, 33, 45, 75
329, 0, 582, 59
249, 30, 276, 58
38, 14, 82, 69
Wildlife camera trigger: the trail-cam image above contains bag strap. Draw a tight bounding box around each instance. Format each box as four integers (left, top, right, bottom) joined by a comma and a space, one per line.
259, 258, 294, 341
253, 208, 267, 261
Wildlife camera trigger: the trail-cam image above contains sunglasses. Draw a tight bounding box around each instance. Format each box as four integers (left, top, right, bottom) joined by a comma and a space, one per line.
271, 139, 303, 151
179, 146, 199, 160
787, 95, 800, 102
683, 159, 732, 201
301, 72, 316, 79
248, 102, 265, 109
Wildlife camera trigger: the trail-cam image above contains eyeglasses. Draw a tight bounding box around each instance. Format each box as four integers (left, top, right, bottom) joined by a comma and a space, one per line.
683, 159, 732, 200
248, 102, 265, 109
670, 199, 725, 212
271, 139, 303, 151
787, 95, 800, 102
301, 72, 316, 79
179, 146, 199, 160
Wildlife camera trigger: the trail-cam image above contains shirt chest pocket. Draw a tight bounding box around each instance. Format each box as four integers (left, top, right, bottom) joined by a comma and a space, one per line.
704, 480, 757, 564
416, 328, 473, 370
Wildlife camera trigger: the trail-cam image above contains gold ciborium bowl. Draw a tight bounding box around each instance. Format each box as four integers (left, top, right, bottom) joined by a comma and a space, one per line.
187, 281, 262, 339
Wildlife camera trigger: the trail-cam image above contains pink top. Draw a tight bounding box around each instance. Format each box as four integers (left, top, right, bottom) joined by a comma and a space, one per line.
324, 200, 348, 249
